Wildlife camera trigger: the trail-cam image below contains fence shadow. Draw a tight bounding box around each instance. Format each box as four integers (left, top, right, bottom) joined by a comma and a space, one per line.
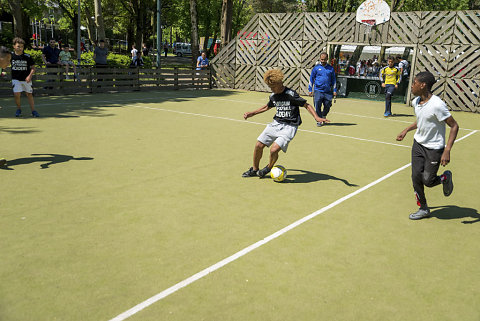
429, 205, 480, 224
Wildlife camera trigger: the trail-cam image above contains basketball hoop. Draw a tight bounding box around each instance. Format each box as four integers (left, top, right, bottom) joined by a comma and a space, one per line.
362, 19, 376, 35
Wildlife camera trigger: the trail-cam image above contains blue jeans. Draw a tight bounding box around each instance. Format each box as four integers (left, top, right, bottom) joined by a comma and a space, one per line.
314, 91, 333, 118
384, 84, 396, 115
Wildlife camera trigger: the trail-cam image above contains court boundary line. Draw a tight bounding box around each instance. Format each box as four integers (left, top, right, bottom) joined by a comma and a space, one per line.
3, 93, 478, 131
108, 128, 477, 321
128, 104, 411, 149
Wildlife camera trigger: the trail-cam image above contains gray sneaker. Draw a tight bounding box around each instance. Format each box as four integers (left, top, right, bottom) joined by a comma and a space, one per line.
257, 165, 271, 178
409, 208, 430, 220
316, 121, 324, 127
442, 170, 453, 196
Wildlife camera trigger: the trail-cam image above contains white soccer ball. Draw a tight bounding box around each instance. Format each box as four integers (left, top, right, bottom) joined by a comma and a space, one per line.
270, 165, 287, 182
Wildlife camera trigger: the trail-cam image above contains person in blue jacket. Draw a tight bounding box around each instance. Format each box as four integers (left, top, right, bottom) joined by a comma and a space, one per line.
308, 52, 337, 126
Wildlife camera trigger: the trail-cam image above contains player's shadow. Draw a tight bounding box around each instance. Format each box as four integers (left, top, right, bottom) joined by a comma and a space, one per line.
391, 113, 414, 118
1, 153, 94, 170
284, 169, 358, 186
324, 122, 357, 127
429, 205, 480, 224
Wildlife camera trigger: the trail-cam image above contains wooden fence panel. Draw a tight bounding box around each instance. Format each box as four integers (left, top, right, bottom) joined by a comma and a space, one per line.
303, 13, 330, 41
414, 45, 450, 77
447, 45, 480, 80
388, 12, 421, 44
453, 11, 480, 45
211, 64, 235, 89
281, 13, 304, 41
257, 40, 279, 67
259, 13, 284, 40
279, 41, 302, 68
235, 65, 256, 90
419, 11, 456, 44
328, 13, 355, 42
444, 79, 480, 112
301, 41, 327, 69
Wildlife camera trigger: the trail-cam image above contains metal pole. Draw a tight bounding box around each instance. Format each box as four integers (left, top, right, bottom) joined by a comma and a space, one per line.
156, 0, 161, 68
77, 0, 81, 64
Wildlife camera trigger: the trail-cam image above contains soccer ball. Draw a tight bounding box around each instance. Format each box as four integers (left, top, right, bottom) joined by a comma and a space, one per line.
270, 165, 287, 182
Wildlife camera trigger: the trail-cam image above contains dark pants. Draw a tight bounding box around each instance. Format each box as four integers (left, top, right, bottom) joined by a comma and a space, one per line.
313, 91, 333, 118
95, 63, 107, 83
411, 140, 443, 208
384, 84, 395, 115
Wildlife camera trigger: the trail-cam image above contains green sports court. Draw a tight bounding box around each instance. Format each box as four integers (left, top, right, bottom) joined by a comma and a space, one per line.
1, 90, 479, 321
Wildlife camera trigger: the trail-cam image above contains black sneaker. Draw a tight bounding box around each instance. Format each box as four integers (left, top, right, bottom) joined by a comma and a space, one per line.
0, 158, 6, 167
242, 167, 257, 177
442, 170, 453, 196
409, 208, 430, 220
32, 110, 40, 118
257, 166, 271, 178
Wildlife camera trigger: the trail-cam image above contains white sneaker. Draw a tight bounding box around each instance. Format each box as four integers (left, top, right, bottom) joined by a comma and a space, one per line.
316, 121, 324, 127
409, 208, 430, 220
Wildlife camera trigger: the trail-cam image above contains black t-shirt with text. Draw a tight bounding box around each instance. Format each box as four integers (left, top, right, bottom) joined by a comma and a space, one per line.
267, 87, 307, 126
11, 52, 35, 81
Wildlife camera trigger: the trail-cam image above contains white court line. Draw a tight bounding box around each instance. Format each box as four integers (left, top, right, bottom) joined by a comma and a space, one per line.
4, 93, 478, 131
129, 104, 411, 149
109, 107, 477, 321
108, 163, 412, 321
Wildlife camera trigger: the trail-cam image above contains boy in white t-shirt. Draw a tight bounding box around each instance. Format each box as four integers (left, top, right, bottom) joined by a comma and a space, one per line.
396, 71, 459, 220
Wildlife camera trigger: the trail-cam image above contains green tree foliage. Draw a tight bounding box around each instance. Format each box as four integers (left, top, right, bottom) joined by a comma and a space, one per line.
250, 0, 299, 12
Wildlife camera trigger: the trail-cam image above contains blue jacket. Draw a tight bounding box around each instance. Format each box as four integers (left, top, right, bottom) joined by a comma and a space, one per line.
308, 64, 336, 94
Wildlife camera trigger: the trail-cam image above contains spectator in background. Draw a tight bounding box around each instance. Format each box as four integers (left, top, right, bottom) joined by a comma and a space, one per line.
42, 38, 61, 88
93, 40, 108, 83
58, 44, 76, 79
11, 38, 39, 118
308, 52, 336, 126
196, 51, 209, 70
42, 38, 60, 66
164, 43, 168, 57
131, 44, 138, 64
142, 43, 149, 58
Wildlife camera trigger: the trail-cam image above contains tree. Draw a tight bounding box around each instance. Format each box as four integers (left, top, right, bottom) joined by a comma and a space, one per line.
220, 0, 233, 49
94, 0, 106, 41
250, 0, 298, 13
7, 0, 30, 41
190, 0, 200, 66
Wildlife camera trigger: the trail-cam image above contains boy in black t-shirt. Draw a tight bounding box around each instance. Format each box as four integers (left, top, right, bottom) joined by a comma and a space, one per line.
0, 46, 12, 167
242, 69, 329, 178
11, 37, 39, 117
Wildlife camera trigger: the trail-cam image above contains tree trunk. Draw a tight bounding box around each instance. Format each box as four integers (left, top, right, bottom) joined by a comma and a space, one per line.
8, 0, 24, 38
350, 45, 364, 67
84, 6, 96, 44
94, 0, 106, 42
379, 46, 386, 62
190, 0, 200, 67
220, 0, 233, 49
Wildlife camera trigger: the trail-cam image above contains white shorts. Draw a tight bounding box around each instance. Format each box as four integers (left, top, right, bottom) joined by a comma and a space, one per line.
257, 120, 298, 153
12, 79, 33, 93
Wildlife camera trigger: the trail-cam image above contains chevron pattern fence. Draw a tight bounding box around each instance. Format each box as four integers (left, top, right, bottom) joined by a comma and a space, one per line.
211, 11, 480, 112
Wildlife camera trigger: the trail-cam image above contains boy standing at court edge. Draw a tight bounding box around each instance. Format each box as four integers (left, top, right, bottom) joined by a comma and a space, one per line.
0, 46, 12, 167
242, 69, 329, 178
396, 71, 458, 220
379, 56, 401, 117
11, 37, 39, 117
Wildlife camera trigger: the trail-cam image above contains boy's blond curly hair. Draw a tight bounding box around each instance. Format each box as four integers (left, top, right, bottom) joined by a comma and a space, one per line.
263, 69, 284, 87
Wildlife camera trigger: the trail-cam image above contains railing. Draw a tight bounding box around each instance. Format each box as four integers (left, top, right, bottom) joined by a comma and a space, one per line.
0, 66, 212, 97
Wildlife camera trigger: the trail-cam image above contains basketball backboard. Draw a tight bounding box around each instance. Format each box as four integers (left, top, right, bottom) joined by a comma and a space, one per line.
356, 0, 391, 26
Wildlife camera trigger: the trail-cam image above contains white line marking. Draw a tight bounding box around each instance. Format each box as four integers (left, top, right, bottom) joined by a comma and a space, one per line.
129, 104, 411, 149
3, 93, 478, 131
107, 125, 477, 321
108, 162, 412, 321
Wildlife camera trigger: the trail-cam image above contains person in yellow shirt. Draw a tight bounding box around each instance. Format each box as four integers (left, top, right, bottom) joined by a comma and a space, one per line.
379, 57, 401, 117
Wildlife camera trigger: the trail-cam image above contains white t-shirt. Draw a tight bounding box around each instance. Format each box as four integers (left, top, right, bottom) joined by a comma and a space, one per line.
131, 48, 138, 58
399, 60, 409, 76
413, 95, 451, 149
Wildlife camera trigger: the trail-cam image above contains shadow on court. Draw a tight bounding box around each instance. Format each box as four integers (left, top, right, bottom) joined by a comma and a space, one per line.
284, 169, 358, 186
0, 90, 239, 119
0, 126, 40, 134
324, 122, 357, 127
391, 113, 414, 118
1, 153, 94, 170
430, 205, 480, 224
